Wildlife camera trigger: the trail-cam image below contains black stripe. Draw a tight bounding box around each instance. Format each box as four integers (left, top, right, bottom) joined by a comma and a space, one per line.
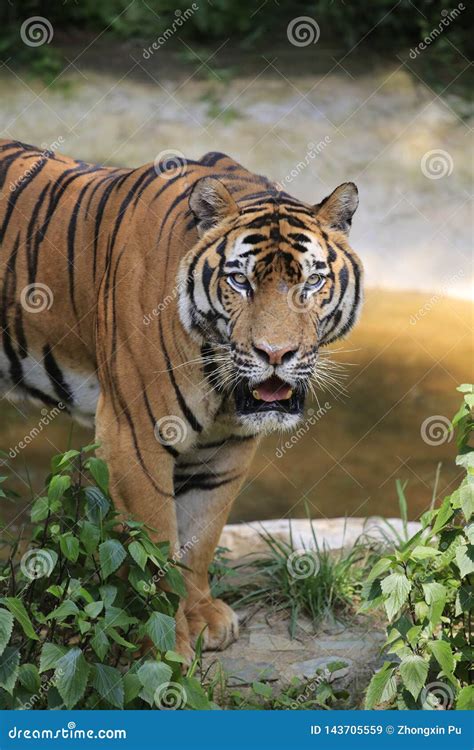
42, 344, 74, 405
159, 318, 202, 433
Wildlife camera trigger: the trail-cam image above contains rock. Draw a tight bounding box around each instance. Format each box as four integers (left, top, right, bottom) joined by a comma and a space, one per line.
214, 657, 279, 686
249, 632, 305, 651
219, 517, 422, 560
312, 639, 368, 659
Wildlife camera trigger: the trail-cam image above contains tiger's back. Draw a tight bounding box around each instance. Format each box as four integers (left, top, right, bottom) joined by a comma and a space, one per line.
0, 140, 267, 423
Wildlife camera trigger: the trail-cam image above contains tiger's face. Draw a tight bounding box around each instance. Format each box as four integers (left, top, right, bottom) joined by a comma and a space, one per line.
179, 178, 363, 433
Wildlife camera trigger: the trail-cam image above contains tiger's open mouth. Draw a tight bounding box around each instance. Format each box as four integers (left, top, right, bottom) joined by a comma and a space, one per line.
234, 375, 305, 415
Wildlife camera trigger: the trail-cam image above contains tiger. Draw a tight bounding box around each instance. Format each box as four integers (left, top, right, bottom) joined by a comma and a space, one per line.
0, 139, 363, 661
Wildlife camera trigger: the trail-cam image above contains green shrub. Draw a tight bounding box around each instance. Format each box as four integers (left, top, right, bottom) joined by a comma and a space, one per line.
0, 444, 213, 709
363, 385, 474, 710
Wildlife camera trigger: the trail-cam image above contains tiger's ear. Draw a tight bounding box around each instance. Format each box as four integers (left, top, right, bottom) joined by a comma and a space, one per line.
314, 182, 358, 235
189, 177, 239, 237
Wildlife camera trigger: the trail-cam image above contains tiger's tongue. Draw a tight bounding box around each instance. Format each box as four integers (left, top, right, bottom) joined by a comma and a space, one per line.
254, 375, 292, 402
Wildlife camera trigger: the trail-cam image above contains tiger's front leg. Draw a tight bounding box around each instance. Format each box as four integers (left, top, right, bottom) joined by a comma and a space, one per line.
174, 434, 259, 650
95, 391, 194, 664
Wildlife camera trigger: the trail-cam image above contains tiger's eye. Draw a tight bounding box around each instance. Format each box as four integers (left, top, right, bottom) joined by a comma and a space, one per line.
232, 273, 247, 285
307, 273, 323, 285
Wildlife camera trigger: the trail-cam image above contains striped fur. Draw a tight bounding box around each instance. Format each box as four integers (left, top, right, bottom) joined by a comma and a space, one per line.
0, 140, 363, 658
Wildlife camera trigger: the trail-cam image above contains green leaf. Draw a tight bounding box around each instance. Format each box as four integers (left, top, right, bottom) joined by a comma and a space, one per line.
366, 557, 393, 582
123, 673, 142, 705
164, 565, 187, 598
1, 597, 39, 640
86, 458, 109, 494
0, 609, 14, 657
84, 601, 104, 619
99, 585, 117, 607
428, 640, 455, 676
31, 496, 51, 523
55, 648, 90, 709
107, 627, 139, 651
99, 539, 127, 579
59, 533, 80, 563
85, 486, 110, 524
455, 543, 474, 578
39, 643, 67, 673
128, 541, 147, 570
47, 474, 71, 504
91, 626, 110, 661
399, 655, 429, 700
79, 520, 100, 554
181, 675, 212, 709
456, 685, 474, 710
381, 571, 411, 620
252, 680, 273, 698
46, 599, 79, 622
456, 452, 474, 471
411, 545, 440, 560
0, 647, 19, 694
145, 612, 176, 652
137, 661, 173, 706
19, 663, 40, 693
460, 484, 474, 521
364, 662, 397, 709
422, 582, 447, 626
431, 495, 454, 535
91, 663, 124, 709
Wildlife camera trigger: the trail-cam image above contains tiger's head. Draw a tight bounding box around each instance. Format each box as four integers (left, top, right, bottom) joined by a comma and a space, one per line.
179, 177, 363, 433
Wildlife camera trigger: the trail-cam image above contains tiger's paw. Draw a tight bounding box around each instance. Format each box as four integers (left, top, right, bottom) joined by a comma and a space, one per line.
186, 598, 239, 651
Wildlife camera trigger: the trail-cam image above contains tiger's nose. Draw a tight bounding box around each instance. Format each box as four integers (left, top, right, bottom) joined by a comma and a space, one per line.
253, 341, 298, 366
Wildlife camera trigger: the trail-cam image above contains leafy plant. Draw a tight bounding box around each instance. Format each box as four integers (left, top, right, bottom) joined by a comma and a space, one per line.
203, 659, 348, 710
0, 445, 214, 710
363, 385, 473, 710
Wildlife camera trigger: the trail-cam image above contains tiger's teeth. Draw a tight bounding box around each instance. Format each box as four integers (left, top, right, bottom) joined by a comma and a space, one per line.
287, 389, 293, 399
252, 390, 261, 400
